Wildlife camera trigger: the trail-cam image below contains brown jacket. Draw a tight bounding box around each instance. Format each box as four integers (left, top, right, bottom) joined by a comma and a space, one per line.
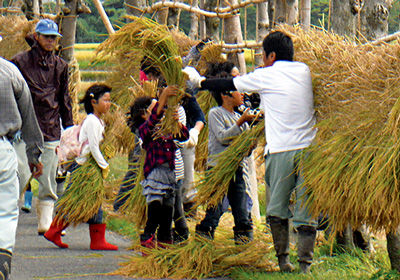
11, 36, 73, 141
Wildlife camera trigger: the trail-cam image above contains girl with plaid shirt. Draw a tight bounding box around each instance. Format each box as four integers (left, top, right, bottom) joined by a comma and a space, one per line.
130, 86, 189, 251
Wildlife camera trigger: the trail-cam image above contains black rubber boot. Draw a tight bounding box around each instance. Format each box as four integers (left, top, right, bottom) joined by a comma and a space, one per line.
173, 227, 189, 244
268, 217, 295, 272
0, 248, 12, 280
233, 225, 253, 245
195, 224, 215, 240
297, 225, 317, 273
387, 229, 400, 272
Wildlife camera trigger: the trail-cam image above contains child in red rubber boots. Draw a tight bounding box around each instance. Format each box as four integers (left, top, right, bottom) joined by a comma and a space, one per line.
44, 84, 118, 251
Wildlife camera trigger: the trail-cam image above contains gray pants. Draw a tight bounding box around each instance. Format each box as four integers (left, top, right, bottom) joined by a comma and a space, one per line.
265, 149, 316, 227
14, 139, 59, 202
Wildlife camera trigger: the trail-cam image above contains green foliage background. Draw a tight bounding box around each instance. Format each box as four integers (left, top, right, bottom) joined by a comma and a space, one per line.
74, 0, 399, 43
1, 0, 399, 42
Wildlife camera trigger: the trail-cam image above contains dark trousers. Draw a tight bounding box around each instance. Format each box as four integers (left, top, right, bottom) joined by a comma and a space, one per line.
200, 167, 251, 230
144, 201, 174, 240
173, 179, 188, 230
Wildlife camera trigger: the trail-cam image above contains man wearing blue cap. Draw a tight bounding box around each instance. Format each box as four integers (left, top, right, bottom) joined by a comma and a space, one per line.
0, 34, 44, 280
11, 19, 74, 236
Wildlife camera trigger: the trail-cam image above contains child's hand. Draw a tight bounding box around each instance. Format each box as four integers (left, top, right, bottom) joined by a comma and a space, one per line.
157, 85, 179, 114
102, 166, 110, 179
173, 108, 180, 121
237, 108, 256, 126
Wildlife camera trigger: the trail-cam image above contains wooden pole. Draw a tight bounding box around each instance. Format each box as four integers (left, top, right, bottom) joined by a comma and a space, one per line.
369, 31, 400, 46
92, 0, 115, 35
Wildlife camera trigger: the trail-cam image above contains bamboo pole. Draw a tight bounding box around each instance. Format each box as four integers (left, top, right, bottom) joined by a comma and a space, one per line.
92, 0, 115, 35
139, 0, 265, 18
369, 31, 400, 46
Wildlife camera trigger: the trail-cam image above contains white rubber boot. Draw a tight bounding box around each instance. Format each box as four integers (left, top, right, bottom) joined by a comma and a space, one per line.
36, 199, 54, 235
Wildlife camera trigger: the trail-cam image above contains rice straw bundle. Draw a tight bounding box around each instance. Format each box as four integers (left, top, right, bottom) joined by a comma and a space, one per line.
68, 57, 85, 123
195, 121, 265, 208
275, 25, 400, 233
193, 90, 217, 171
113, 226, 275, 279
197, 44, 225, 75
170, 29, 197, 55
98, 16, 186, 138
118, 152, 147, 229
0, 16, 34, 59
104, 109, 137, 156
55, 154, 104, 225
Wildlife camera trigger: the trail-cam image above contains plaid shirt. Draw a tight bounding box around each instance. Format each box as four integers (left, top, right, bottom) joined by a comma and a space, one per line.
139, 103, 189, 178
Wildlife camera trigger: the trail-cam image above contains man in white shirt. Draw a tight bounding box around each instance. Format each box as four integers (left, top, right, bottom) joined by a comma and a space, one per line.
183, 31, 317, 274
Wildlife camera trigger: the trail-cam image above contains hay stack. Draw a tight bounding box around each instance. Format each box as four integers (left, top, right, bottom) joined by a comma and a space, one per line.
279, 25, 400, 233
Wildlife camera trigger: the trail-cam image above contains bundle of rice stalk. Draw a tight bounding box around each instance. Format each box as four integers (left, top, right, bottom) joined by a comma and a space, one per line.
193, 90, 217, 171
170, 29, 197, 56
102, 105, 137, 153
55, 154, 104, 225
68, 57, 85, 123
0, 15, 34, 59
275, 25, 400, 233
195, 121, 265, 208
118, 152, 147, 229
95, 31, 190, 113
113, 226, 275, 279
197, 44, 225, 76
98, 16, 186, 138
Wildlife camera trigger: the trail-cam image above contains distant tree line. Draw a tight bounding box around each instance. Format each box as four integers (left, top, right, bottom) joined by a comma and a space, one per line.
3, 0, 400, 43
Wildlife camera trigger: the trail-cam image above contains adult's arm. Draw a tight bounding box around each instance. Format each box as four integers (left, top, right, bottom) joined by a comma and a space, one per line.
200, 78, 236, 92
12, 63, 44, 170
58, 61, 74, 128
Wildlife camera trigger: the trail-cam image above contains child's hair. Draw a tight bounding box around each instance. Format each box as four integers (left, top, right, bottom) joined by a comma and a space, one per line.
204, 61, 236, 78
204, 61, 236, 106
210, 71, 233, 106
263, 31, 294, 62
80, 83, 112, 114
140, 57, 161, 77
130, 96, 153, 130
140, 57, 167, 89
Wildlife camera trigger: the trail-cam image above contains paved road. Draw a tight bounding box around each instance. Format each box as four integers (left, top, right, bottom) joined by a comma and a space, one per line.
12, 201, 232, 280
12, 199, 133, 280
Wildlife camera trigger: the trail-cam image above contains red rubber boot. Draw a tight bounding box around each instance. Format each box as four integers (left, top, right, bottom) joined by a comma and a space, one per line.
89, 224, 118, 250
44, 217, 69, 249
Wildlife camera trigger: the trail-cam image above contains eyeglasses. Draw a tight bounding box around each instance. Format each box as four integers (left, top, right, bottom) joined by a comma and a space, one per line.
40, 34, 57, 40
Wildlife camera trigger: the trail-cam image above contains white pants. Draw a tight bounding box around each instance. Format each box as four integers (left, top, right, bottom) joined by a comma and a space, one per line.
13, 138, 31, 194
0, 137, 19, 252
14, 139, 59, 202
181, 146, 197, 203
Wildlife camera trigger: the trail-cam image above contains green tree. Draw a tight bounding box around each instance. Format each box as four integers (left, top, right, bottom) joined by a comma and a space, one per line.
389, 0, 400, 33
311, 0, 329, 28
